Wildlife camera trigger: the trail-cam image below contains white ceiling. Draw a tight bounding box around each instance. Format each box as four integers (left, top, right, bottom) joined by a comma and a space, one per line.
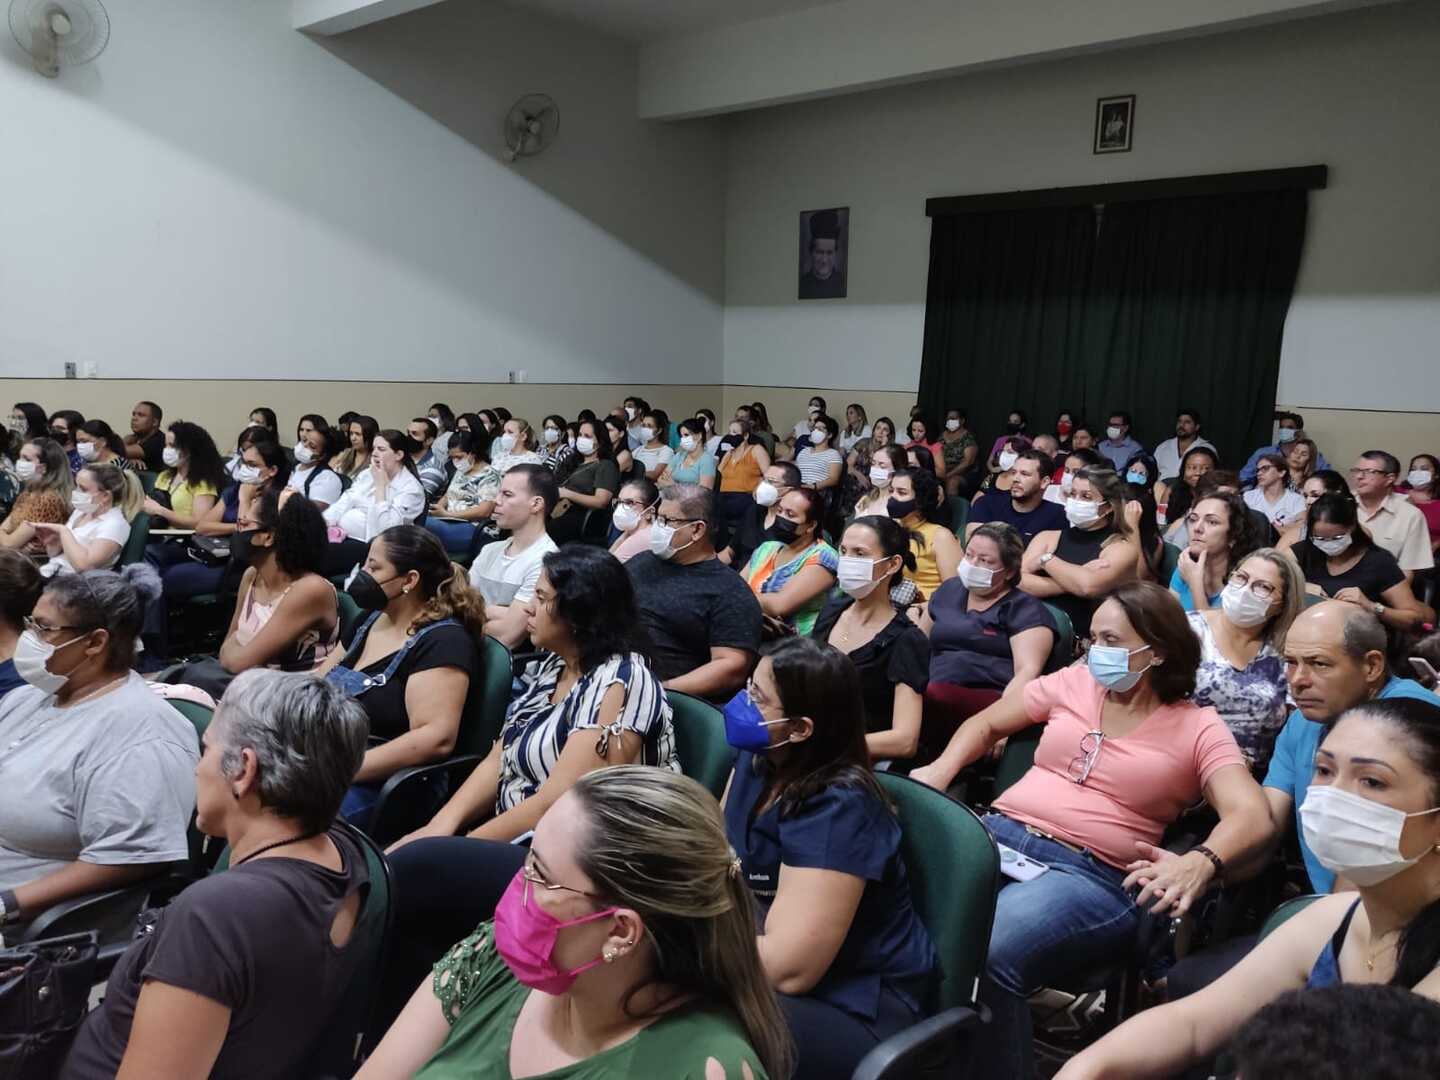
501, 0, 841, 41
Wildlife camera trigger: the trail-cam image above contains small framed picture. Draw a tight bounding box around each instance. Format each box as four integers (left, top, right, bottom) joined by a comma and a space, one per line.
798, 207, 849, 300
1094, 94, 1135, 154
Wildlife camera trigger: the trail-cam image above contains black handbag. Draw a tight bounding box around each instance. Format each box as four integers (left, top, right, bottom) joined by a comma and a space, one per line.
0, 930, 99, 1079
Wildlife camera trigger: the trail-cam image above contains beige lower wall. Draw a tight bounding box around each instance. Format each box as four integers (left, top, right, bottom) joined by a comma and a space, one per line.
5, 381, 1433, 475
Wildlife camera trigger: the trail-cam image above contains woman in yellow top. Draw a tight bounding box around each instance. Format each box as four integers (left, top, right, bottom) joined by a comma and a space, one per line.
887, 467, 960, 599
144, 421, 227, 529
717, 417, 772, 544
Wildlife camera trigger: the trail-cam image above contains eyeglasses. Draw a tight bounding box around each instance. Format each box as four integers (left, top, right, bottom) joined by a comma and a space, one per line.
1066, 730, 1105, 786
23, 616, 91, 637
520, 853, 595, 902
1348, 467, 1391, 478
1227, 571, 1277, 599
655, 514, 698, 530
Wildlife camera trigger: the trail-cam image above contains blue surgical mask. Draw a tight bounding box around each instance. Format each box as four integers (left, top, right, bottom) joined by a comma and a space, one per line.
722, 689, 792, 752
1125, 469, 1148, 485
1276, 428, 1297, 444
1087, 643, 1153, 693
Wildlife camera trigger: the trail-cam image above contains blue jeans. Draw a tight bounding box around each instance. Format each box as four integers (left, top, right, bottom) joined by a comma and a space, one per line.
424, 517, 479, 554
973, 813, 1140, 1080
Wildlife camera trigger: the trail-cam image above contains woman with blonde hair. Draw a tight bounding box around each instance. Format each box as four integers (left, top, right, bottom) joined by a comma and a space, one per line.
33, 463, 145, 577
0, 437, 72, 555
316, 524, 487, 831
360, 766, 792, 1080
1187, 547, 1305, 776
490, 416, 544, 475
1284, 436, 1319, 491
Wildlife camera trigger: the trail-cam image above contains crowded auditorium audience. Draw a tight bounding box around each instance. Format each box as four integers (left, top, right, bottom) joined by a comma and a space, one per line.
2, 385, 1436, 1079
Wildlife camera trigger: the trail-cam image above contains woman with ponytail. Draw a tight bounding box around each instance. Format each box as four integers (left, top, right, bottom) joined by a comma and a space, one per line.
1059, 696, 1440, 1080
315, 524, 485, 830
361, 767, 790, 1079
33, 462, 145, 576
720, 636, 937, 1079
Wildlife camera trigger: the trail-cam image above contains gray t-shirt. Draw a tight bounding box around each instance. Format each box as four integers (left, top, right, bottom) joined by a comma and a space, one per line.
0, 673, 199, 889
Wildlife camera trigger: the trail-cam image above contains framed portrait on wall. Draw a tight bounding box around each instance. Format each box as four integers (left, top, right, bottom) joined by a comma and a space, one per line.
1094, 95, 1135, 154
798, 206, 849, 300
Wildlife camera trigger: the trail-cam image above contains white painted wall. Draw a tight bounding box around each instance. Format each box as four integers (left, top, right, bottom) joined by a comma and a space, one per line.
722, 0, 1440, 414
0, 0, 723, 385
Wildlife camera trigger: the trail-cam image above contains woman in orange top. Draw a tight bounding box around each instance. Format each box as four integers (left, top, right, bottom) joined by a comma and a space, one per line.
717, 417, 771, 544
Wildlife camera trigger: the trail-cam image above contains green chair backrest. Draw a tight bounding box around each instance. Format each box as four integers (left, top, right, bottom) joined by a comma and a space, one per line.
137, 471, 158, 495
119, 511, 151, 566
1259, 894, 1323, 940
167, 698, 214, 742
667, 690, 735, 800
337, 590, 364, 646
877, 772, 999, 1011
1159, 542, 1182, 587
166, 699, 214, 873
1041, 603, 1075, 674
946, 496, 970, 538
992, 725, 1044, 799
461, 637, 514, 757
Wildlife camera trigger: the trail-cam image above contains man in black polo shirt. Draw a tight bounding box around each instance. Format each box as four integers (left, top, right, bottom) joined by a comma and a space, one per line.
966, 449, 1066, 545
626, 483, 761, 703
123, 400, 166, 471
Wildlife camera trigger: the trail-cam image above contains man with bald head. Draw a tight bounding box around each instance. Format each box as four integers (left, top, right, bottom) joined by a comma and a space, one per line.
1262, 600, 1440, 893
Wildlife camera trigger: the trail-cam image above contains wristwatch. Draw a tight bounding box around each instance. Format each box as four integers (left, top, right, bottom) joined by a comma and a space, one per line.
1039, 552, 1056, 567
1373, 602, 1385, 617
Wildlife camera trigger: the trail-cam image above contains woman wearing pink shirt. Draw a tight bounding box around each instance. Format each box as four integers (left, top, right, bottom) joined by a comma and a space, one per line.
912, 581, 1273, 1080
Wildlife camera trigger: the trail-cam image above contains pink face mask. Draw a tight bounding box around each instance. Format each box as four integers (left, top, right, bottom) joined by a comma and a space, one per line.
492, 869, 618, 996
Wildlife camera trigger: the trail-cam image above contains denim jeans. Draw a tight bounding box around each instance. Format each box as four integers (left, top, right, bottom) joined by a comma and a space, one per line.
971, 813, 1140, 1080
424, 517, 479, 554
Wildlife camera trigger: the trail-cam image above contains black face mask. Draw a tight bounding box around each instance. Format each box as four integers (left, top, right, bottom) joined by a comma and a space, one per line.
1006, 422, 1024, 435
770, 517, 801, 544
887, 496, 918, 520
346, 569, 396, 612
230, 528, 265, 565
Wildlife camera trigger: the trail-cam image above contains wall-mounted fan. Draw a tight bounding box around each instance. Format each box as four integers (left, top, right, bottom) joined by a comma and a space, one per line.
9, 0, 110, 78
501, 93, 559, 164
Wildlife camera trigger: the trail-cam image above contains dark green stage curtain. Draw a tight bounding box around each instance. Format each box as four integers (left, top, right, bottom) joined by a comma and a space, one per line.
918, 188, 1309, 470
918, 207, 1096, 452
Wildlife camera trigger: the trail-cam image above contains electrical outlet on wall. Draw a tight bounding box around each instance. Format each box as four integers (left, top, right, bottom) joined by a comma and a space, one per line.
83, 361, 99, 378
64, 361, 77, 379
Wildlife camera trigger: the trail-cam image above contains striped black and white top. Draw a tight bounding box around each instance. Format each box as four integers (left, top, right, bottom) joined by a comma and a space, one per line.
495, 651, 678, 813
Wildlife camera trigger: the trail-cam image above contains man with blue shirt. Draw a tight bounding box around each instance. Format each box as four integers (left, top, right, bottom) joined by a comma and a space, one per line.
1262, 600, 1440, 893
965, 449, 1065, 545
1239, 410, 1330, 485
1096, 410, 1144, 471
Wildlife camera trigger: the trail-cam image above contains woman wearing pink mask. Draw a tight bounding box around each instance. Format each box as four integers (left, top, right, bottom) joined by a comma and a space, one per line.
360, 767, 792, 1080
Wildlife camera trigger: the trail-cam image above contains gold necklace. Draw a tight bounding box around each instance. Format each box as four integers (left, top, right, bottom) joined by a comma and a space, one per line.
1365, 932, 1400, 972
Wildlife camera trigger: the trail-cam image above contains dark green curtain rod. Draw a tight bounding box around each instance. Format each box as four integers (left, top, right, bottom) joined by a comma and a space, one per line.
925, 165, 1327, 217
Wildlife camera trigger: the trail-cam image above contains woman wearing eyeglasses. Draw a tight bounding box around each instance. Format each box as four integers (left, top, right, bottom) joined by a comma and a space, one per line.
608, 477, 659, 564
911, 581, 1273, 1080
1186, 549, 1304, 778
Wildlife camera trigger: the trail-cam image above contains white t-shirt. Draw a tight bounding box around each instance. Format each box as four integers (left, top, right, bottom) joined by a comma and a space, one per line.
1243, 486, 1307, 529
1154, 436, 1217, 482
490, 450, 544, 477
287, 463, 345, 506
468, 532, 558, 607
839, 425, 873, 452
43, 508, 131, 577
704, 434, 724, 457
323, 468, 426, 542
634, 444, 674, 474
795, 446, 843, 487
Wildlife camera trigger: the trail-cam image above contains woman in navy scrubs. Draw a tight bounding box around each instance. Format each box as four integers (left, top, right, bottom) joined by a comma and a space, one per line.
722, 636, 937, 1079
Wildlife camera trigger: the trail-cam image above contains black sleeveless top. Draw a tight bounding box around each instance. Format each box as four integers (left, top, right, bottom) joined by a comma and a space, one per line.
1049, 522, 1117, 638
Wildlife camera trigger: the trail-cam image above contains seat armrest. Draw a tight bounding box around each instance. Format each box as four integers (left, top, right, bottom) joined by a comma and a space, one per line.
851, 1005, 989, 1080
368, 755, 485, 846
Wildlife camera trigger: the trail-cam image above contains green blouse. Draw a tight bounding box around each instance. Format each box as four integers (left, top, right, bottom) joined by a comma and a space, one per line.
417, 925, 769, 1080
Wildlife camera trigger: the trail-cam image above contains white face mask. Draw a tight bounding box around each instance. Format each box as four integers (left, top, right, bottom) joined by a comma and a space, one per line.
998, 450, 1018, 471
958, 558, 995, 590
453, 457, 473, 473
639, 426, 656, 443
16, 459, 38, 481
76, 441, 99, 462
235, 464, 263, 485
869, 466, 890, 488
1408, 469, 1433, 489
754, 481, 780, 508
162, 447, 181, 468
1065, 497, 1103, 527
1300, 784, 1440, 886
945, 419, 960, 432
575, 436, 596, 456
1220, 581, 1274, 628
809, 429, 826, 445
625, 406, 637, 421
680, 435, 697, 453
835, 555, 886, 599
1060, 472, 1076, 493
499, 433, 517, 453
612, 503, 642, 533
650, 519, 696, 561
1312, 534, 1353, 557
543, 427, 561, 445
13, 629, 86, 695
293, 441, 314, 464
71, 490, 95, 513
1106, 426, 1124, 441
